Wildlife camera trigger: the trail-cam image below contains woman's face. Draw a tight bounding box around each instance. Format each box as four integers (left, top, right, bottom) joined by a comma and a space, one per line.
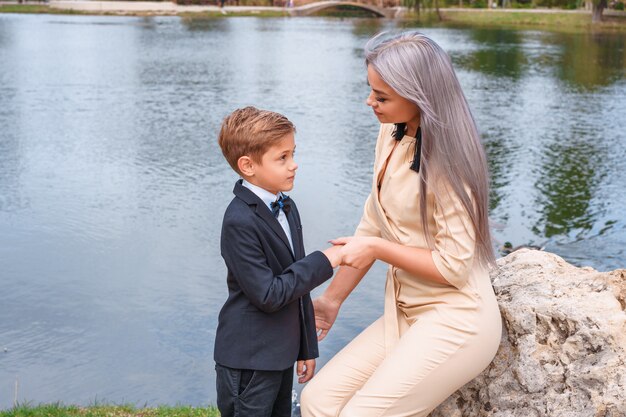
366, 65, 420, 127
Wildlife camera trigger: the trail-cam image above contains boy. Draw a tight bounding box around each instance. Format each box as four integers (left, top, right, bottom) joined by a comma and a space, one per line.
214, 106, 342, 417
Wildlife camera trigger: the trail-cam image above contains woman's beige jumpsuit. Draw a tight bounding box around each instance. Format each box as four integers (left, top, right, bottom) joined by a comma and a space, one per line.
301, 124, 502, 417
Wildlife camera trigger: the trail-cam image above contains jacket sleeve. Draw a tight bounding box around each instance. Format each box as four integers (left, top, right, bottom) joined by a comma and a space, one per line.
297, 293, 319, 360
221, 219, 334, 313
430, 185, 477, 290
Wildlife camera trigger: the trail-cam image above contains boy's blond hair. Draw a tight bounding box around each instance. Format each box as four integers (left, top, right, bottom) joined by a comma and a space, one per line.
218, 106, 295, 174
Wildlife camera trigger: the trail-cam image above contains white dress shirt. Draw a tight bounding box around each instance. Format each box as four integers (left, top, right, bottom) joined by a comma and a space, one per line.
242, 180, 294, 254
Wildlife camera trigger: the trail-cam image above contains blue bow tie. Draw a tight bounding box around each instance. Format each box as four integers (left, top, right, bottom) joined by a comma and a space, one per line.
271, 195, 291, 217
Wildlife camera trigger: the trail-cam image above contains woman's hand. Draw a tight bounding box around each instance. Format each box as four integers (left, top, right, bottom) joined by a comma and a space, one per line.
330, 236, 378, 269
313, 295, 341, 341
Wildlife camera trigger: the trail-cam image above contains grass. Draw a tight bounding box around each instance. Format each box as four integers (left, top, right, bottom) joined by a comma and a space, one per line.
0, 4, 82, 14
435, 9, 626, 31
0, 403, 220, 417
0, 4, 171, 15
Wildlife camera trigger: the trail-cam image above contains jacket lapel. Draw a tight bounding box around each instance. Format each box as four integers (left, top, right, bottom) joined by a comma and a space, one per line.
372, 128, 403, 243
375, 132, 398, 190
233, 180, 294, 259
255, 205, 294, 258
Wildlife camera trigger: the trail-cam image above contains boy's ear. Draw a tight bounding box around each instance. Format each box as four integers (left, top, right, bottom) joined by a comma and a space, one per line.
237, 156, 255, 177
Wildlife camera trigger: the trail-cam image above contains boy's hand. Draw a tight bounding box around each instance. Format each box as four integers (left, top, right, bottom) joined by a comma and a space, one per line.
297, 359, 316, 383
322, 244, 344, 268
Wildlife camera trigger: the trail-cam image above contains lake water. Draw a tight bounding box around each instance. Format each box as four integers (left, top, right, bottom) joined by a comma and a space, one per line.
0, 13, 625, 409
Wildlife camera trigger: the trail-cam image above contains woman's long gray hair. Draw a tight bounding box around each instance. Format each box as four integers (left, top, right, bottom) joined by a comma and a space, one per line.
365, 31, 495, 267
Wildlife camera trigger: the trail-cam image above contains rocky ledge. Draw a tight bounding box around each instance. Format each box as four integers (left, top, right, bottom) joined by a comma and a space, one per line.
430, 249, 626, 417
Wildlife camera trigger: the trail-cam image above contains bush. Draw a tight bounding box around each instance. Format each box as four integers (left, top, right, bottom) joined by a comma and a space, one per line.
534, 0, 581, 8
510, 0, 533, 8
615, 1, 625, 9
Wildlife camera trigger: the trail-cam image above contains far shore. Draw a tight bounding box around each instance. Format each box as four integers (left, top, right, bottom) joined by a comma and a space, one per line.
1, 0, 625, 32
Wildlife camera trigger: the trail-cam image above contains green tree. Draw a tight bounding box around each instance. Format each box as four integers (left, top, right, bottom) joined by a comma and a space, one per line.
403, 0, 423, 16
402, 0, 441, 19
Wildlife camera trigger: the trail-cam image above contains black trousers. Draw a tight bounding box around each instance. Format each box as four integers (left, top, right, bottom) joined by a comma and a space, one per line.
215, 363, 294, 417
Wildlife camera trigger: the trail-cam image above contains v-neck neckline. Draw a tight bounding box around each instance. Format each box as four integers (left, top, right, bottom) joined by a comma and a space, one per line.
377, 134, 414, 193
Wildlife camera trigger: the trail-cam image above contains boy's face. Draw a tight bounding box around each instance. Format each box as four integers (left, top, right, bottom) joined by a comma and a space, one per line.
248, 132, 297, 195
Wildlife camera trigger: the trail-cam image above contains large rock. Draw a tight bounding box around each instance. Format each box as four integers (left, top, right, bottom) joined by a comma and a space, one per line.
430, 249, 626, 417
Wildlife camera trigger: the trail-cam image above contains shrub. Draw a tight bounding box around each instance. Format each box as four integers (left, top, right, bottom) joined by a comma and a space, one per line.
510, 0, 533, 8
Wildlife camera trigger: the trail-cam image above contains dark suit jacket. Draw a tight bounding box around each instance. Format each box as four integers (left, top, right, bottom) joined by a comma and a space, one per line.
214, 180, 333, 371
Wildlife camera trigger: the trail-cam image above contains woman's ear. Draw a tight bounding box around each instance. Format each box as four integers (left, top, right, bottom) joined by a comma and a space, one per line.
237, 156, 255, 177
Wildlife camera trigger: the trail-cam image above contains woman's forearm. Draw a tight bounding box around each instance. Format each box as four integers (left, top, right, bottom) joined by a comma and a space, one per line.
372, 238, 449, 286
323, 263, 374, 304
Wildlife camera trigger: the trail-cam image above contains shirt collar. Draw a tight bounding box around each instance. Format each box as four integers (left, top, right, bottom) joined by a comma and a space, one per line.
241, 180, 282, 211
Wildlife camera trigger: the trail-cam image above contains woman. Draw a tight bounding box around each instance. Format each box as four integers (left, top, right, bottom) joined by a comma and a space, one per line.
300, 32, 502, 417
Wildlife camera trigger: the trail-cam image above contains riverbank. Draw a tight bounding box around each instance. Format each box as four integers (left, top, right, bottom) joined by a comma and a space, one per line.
2, 0, 626, 30
0, 404, 220, 417
0, 1, 290, 16
437, 7, 626, 31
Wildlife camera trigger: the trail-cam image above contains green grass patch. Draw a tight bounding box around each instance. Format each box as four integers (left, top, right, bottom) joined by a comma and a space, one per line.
435, 9, 626, 31
443, 10, 590, 26
0, 4, 98, 14
0, 403, 220, 417
1, 4, 55, 13
0, 4, 175, 15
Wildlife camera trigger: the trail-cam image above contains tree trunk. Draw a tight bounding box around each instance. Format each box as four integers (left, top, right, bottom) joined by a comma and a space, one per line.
435, 0, 442, 20
592, 0, 607, 22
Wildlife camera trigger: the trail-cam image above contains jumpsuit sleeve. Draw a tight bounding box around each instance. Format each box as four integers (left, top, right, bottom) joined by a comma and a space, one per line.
354, 193, 382, 237
430, 185, 477, 290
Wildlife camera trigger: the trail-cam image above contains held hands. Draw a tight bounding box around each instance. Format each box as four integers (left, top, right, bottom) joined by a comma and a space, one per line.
322, 244, 343, 268
316, 236, 378, 342
297, 359, 316, 383
330, 236, 378, 269
323, 236, 379, 269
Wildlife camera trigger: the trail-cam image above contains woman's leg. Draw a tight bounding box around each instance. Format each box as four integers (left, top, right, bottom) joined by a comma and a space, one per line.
300, 317, 386, 417
339, 307, 501, 417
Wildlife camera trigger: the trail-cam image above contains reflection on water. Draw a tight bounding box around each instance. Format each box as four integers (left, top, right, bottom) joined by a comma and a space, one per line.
556, 31, 626, 89
0, 14, 624, 409
535, 136, 602, 238
457, 29, 527, 78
